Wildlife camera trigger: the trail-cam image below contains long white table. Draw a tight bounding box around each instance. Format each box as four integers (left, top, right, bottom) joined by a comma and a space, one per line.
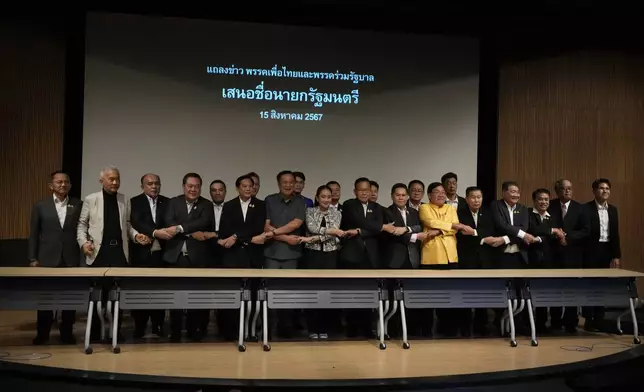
0, 267, 641, 354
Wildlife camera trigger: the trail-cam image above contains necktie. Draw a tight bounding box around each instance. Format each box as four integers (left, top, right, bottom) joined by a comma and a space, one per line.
151, 199, 157, 223
562, 203, 567, 219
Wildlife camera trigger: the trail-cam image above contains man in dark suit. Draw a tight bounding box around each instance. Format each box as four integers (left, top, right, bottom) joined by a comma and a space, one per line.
441, 172, 468, 215
583, 178, 621, 332
407, 180, 425, 211
129, 173, 169, 338
160, 172, 215, 341
457, 186, 505, 336
326, 180, 343, 212
527, 188, 565, 333
548, 179, 590, 333
217, 174, 269, 339
490, 181, 536, 269
490, 181, 536, 331
28, 171, 83, 345
383, 183, 427, 337
340, 177, 395, 337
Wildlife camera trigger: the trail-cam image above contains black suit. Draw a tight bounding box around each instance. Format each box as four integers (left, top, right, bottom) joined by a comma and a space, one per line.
217, 197, 265, 339
456, 207, 496, 270
548, 199, 590, 268
383, 205, 421, 269
129, 193, 169, 336
163, 195, 215, 340
448, 196, 468, 215
163, 195, 215, 267
548, 199, 589, 330
339, 198, 383, 337
457, 207, 496, 334
28, 195, 82, 340
528, 211, 557, 331
583, 201, 621, 329
218, 197, 266, 268
490, 200, 530, 267
339, 198, 383, 269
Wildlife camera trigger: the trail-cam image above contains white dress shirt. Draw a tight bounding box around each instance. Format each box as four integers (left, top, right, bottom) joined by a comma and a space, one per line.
398, 207, 417, 243
147, 195, 161, 251
213, 202, 224, 231
503, 202, 525, 253
596, 201, 609, 242
53, 194, 68, 228
240, 197, 251, 221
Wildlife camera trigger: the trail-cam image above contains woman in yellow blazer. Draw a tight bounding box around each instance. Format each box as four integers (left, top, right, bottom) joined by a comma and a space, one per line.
419, 182, 475, 267
418, 182, 476, 337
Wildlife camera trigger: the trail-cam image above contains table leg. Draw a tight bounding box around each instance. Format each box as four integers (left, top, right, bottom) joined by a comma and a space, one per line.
96, 301, 106, 341
262, 299, 270, 352
629, 297, 641, 344
250, 299, 260, 342
244, 300, 252, 340
238, 298, 246, 352
526, 298, 538, 346
84, 287, 97, 355
378, 299, 386, 350
385, 300, 398, 342
507, 298, 517, 347
105, 300, 113, 340
112, 299, 120, 353
400, 299, 410, 349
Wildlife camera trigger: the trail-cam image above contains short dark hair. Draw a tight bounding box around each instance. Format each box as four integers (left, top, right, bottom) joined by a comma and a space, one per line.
247, 172, 259, 179
326, 180, 340, 188
140, 173, 160, 185
408, 180, 425, 190
293, 171, 306, 182
50, 170, 69, 181
502, 181, 519, 191
427, 182, 443, 194
391, 183, 408, 195
209, 179, 226, 190
532, 188, 550, 201
592, 178, 611, 190
182, 172, 202, 185
465, 186, 481, 197
369, 180, 379, 190
235, 174, 254, 188
354, 177, 370, 188
441, 172, 458, 184
276, 170, 294, 182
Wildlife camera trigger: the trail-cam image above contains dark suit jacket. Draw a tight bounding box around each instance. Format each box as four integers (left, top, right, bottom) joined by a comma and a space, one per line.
163, 195, 215, 266
585, 201, 621, 264
129, 193, 169, 266
456, 207, 496, 269
28, 195, 83, 267
527, 211, 556, 268
449, 196, 468, 215
383, 205, 422, 269
339, 198, 383, 268
548, 199, 589, 268
490, 199, 530, 263
218, 197, 266, 268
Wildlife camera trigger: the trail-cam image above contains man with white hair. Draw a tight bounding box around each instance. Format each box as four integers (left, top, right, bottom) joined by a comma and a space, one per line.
77, 166, 142, 341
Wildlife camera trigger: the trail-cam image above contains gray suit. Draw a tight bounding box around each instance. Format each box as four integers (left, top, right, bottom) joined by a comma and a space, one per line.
28, 195, 83, 267
77, 190, 136, 265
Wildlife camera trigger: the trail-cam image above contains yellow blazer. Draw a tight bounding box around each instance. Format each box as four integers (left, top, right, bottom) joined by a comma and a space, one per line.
418, 203, 459, 265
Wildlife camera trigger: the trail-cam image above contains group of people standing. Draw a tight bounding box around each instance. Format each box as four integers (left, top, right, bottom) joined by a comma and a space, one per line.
27, 166, 620, 345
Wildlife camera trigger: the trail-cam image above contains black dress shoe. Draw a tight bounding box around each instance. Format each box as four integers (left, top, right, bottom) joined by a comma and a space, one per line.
32, 335, 49, 345
60, 334, 77, 345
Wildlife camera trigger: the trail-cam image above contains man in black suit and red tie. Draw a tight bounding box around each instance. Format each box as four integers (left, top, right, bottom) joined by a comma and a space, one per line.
160, 172, 215, 341
547, 179, 590, 333
28, 171, 83, 345
129, 173, 169, 339
583, 178, 621, 332
217, 174, 270, 339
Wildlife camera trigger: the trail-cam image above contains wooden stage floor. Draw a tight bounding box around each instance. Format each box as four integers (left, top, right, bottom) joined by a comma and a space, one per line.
0, 311, 638, 382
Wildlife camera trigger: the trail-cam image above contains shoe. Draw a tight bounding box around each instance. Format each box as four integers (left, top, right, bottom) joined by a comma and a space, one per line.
309, 333, 319, 339
318, 333, 328, 339
152, 325, 163, 338
565, 325, 578, 334
60, 334, 77, 345
32, 335, 49, 345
